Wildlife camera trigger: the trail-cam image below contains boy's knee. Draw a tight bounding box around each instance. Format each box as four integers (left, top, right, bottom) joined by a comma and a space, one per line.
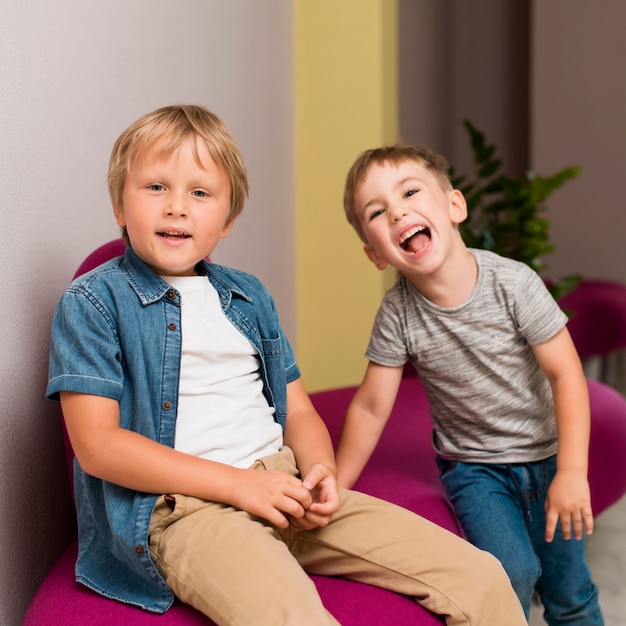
503, 552, 540, 593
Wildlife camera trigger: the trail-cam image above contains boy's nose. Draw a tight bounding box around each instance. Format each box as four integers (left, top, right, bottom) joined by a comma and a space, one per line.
166, 194, 188, 217
390, 205, 408, 222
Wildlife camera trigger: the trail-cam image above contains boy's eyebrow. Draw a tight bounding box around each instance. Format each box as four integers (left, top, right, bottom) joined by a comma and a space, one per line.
361, 175, 422, 212
395, 175, 422, 188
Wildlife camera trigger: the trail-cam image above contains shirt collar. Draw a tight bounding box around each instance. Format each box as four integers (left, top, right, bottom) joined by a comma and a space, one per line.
120, 247, 251, 306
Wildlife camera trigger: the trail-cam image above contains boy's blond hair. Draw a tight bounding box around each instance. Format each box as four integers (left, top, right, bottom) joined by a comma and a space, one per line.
108, 105, 249, 245
343, 144, 452, 243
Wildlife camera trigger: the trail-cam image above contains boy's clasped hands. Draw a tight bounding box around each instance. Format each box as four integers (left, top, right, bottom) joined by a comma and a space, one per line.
234, 464, 339, 530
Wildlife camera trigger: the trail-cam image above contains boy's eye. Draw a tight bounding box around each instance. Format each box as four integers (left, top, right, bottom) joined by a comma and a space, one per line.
148, 184, 164, 192
404, 188, 418, 198
368, 208, 384, 221
192, 190, 209, 198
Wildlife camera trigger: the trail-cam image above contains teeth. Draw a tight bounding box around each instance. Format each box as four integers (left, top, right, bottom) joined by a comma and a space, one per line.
160, 231, 187, 238
400, 226, 425, 244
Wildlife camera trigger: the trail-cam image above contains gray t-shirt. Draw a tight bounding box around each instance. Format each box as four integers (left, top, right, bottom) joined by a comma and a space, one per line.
366, 249, 568, 463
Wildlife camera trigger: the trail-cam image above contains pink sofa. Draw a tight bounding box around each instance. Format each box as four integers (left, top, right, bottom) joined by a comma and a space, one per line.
24, 240, 626, 625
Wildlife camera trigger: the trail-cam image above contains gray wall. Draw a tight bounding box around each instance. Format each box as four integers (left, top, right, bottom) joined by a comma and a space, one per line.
0, 2, 294, 623
398, 0, 529, 179
532, 1, 626, 284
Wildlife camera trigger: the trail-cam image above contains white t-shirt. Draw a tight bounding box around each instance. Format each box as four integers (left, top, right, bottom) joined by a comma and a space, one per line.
163, 275, 283, 468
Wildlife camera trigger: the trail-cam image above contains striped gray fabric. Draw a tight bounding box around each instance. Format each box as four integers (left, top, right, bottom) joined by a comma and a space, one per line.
366, 249, 568, 463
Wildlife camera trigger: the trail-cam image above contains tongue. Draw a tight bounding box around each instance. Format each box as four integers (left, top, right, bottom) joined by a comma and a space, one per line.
405, 231, 430, 253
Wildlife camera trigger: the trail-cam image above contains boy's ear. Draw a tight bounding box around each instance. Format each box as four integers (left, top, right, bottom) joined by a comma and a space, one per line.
364, 244, 388, 271
449, 189, 467, 224
220, 220, 235, 239
113, 204, 126, 227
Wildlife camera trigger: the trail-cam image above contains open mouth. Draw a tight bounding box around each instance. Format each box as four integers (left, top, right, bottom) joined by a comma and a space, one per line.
158, 230, 190, 240
399, 226, 431, 253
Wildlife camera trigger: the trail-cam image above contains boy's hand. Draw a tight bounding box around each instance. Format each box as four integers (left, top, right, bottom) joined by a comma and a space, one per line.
544, 470, 594, 542
290, 463, 340, 530
231, 469, 314, 529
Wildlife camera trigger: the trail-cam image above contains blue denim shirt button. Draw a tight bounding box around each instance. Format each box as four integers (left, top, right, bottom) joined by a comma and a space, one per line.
168, 323, 177, 331
134, 545, 144, 555
166, 290, 175, 299
162, 401, 172, 410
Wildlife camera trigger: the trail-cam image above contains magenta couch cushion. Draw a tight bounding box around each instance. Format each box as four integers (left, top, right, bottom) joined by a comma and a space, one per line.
559, 278, 626, 360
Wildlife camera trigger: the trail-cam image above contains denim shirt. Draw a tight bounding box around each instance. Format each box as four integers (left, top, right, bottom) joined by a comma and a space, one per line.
47, 247, 301, 612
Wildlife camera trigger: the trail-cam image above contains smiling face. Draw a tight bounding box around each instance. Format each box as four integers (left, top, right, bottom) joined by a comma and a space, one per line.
354, 159, 467, 278
114, 137, 233, 276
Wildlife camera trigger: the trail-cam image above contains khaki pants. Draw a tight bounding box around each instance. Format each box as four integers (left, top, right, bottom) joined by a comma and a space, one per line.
149, 447, 525, 626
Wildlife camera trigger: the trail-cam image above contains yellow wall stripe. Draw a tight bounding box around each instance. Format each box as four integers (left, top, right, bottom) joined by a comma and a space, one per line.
295, 0, 398, 391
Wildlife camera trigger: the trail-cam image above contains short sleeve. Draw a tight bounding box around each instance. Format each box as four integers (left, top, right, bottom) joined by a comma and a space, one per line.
365, 293, 409, 367
513, 264, 568, 346
46, 288, 124, 401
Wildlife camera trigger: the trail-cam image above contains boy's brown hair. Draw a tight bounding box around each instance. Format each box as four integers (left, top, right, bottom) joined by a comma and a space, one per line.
343, 144, 452, 242
108, 105, 249, 245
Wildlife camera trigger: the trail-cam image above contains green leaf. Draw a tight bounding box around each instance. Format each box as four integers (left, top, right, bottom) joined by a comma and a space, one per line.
522, 217, 550, 236
476, 144, 497, 164
478, 158, 502, 178
466, 189, 484, 209
483, 178, 504, 194
464, 120, 485, 153
483, 198, 510, 214
530, 166, 580, 203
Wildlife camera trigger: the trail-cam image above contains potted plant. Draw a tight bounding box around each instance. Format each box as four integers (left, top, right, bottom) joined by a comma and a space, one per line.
451, 120, 581, 301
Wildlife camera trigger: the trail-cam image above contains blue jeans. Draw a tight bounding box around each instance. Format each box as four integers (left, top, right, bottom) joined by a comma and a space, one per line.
437, 455, 603, 625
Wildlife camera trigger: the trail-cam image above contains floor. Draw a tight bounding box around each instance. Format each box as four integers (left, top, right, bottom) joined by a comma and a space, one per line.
529, 494, 626, 625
